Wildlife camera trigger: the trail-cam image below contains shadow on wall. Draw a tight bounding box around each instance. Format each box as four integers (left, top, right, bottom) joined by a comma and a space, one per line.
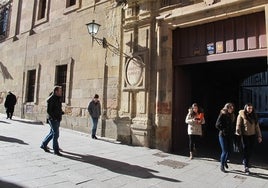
0, 61, 13, 80
0, 91, 7, 104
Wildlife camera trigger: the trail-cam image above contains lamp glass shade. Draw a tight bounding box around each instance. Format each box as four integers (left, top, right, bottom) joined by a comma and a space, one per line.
86, 20, 101, 36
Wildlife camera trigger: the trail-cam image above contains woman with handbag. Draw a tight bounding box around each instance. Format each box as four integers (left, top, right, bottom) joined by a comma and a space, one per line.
236, 103, 262, 175
185, 103, 205, 160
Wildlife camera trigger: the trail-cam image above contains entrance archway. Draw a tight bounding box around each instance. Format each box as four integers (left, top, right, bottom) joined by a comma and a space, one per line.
171, 11, 267, 155
172, 57, 267, 155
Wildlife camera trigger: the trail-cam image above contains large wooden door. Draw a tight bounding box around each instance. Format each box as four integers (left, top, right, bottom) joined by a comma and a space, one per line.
172, 67, 191, 152
172, 11, 267, 153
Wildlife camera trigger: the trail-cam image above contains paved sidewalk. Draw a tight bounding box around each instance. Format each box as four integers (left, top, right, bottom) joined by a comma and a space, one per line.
0, 114, 267, 188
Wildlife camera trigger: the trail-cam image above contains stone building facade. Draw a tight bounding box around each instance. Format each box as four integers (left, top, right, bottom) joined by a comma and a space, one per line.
0, 0, 268, 152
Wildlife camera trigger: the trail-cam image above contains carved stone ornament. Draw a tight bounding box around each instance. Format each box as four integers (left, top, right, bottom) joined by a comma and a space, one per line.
125, 56, 144, 87
203, 0, 214, 6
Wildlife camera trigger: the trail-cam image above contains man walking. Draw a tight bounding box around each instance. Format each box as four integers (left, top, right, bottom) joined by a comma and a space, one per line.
4, 91, 17, 119
88, 94, 101, 139
40, 86, 64, 156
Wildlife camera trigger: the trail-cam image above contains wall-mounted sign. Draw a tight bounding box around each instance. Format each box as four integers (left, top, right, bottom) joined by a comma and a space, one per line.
25, 105, 34, 113
194, 49, 200, 56
216, 43, 223, 53
207, 43, 214, 55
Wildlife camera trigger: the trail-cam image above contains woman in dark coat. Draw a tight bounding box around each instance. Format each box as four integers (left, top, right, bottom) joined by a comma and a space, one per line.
215, 103, 236, 173
4, 91, 17, 119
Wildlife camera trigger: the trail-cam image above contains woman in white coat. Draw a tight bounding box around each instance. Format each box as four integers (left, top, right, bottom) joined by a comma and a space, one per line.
185, 103, 205, 159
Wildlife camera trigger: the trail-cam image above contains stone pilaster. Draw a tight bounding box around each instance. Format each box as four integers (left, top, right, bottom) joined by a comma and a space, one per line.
154, 20, 173, 151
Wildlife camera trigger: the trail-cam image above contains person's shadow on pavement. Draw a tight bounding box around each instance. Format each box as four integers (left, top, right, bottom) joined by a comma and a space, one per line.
0, 120, 11, 124
0, 135, 28, 145
228, 169, 268, 180
62, 151, 181, 183
0, 180, 25, 188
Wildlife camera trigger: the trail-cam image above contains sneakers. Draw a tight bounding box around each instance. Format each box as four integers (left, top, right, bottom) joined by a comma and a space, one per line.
189, 152, 193, 160
40, 145, 50, 152
54, 152, 63, 156
245, 167, 250, 175
41, 145, 63, 155
224, 163, 229, 169
220, 165, 226, 173
47, 146, 63, 152
92, 135, 98, 139
54, 149, 63, 156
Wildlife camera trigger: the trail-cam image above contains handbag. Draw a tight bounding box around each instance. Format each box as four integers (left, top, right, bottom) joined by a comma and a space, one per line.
232, 135, 242, 153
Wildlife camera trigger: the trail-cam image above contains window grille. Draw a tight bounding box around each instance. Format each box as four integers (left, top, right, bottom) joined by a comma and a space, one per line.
0, 3, 10, 40
56, 65, 67, 103
27, 70, 36, 102
66, 0, 76, 7
37, 0, 47, 20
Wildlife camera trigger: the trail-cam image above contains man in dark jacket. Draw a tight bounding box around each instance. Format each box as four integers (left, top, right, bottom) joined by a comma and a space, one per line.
40, 86, 64, 156
88, 94, 101, 139
4, 91, 17, 119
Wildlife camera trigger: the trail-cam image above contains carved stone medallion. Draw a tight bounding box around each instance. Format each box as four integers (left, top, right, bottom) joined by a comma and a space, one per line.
125, 56, 144, 87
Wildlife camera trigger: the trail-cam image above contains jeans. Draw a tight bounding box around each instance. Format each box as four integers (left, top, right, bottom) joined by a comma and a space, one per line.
219, 135, 231, 166
41, 119, 60, 152
241, 135, 255, 168
91, 117, 99, 137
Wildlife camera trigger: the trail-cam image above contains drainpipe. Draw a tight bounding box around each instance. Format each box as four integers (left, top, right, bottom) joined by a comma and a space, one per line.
101, 48, 108, 137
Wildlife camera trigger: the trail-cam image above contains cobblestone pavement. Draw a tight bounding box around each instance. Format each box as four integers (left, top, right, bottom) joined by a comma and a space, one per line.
0, 114, 267, 188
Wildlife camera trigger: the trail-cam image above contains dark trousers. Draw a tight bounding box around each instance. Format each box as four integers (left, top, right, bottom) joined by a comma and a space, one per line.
6, 106, 15, 119
241, 135, 255, 168
219, 135, 232, 166
189, 135, 200, 152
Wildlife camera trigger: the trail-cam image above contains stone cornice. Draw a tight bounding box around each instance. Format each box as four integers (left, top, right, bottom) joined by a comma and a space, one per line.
157, 0, 267, 28
123, 18, 152, 31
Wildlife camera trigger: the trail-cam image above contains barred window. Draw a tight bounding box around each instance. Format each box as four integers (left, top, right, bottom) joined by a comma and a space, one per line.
66, 0, 76, 7
37, 0, 47, 20
56, 65, 67, 103
64, 0, 80, 14
27, 70, 36, 102
0, 3, 11, 40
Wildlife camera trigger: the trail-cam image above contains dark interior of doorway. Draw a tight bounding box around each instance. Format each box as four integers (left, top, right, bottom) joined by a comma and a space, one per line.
172, 56, 267, 163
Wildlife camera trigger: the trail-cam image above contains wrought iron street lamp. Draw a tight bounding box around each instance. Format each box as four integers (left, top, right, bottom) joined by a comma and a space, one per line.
86, 20, 108, 48
86, 20, 100, 36
85, 20, 146, 66
86, 19, 134, 57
